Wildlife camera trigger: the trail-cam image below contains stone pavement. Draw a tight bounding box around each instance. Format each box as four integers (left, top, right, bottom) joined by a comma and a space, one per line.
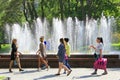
0, 68, 120, 80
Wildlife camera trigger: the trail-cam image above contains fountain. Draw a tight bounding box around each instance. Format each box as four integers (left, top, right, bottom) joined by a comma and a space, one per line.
1, 16, 120, 68
5, 16, 115, 54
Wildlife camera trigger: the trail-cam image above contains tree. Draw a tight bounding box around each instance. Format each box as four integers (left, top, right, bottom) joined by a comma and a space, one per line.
23, 0, 38, 23
59, 0, 64, 20
0, 0, 120, 45
0, 0, 24, 47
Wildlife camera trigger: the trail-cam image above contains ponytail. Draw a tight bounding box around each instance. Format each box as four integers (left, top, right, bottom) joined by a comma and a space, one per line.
97, 37, 103, 44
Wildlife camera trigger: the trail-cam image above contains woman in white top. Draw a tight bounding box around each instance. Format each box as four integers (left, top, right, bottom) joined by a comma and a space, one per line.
90, 37, 108, 75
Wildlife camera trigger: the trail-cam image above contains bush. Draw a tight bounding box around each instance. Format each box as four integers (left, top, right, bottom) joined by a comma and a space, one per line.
111, 43, 120, 50
112, 32, 120, 43
0, 44, 10, 53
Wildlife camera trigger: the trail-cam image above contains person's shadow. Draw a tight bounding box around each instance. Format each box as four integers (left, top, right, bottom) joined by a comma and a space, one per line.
34, 74, 57, 80
14, 70, 38, 75
0, 72, 10, 74
72, 74, 102, 80
20, 70, 38, 74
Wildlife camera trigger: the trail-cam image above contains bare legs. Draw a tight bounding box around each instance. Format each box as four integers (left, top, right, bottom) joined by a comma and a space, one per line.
38, 57, 41, 70
56, 62, 72, 76
9, 60, 14, 72
9, 57, 23, 72
15, 57, 23, 71
38, 56, 49, 71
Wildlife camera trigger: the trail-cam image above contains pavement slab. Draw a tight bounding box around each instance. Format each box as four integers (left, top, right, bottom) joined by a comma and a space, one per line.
0, 68, 120, 80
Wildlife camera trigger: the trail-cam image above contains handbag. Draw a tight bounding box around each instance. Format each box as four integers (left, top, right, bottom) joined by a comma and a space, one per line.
94, 52, 97, 58
64, 54, 68, 60
94, 58, 107, 70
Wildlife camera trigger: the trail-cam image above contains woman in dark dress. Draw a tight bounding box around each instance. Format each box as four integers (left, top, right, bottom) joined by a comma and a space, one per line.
56, 38, 72, 76
9, 39, 24, 72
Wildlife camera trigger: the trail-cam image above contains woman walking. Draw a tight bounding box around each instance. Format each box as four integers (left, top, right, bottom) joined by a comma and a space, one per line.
56, 38, 72, 76
36, 36, 50, 71
90, 37, 108, 75
63, 38, 72, 74
9, 39, 24, 72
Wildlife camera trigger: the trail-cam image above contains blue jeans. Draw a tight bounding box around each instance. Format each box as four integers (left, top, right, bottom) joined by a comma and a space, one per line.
64, 59, 71, 70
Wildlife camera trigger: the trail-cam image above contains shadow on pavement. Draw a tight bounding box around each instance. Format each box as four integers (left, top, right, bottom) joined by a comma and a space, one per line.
14, 70, 38, 75
0, 72, 10, 74
21, 70, 38, 74
72, 74, 102, 79
108, 68, 120, 71
34, 74, 57, 80
80, 74, 102, 78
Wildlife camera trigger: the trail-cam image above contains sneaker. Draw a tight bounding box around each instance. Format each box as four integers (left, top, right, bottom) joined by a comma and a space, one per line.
102, 72, 108, 75
42, 66, 46, 70
91, 72, 97, 75
47, 66, 50, 71
67, 70, 72, 76
38, 68, 41, 71
63, 72, 66, 74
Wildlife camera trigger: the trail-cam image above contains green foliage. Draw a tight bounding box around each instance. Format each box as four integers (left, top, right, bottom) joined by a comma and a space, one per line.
0, 0, 24, 25
112, 43, 120, 50
0, 44, 10, 53
34, 0, 120, 20
0, 0, 120, 44
0, 0, 119, 24
115, 18, 120, 33
112, 32, 120, 43
0, 0, 25, 44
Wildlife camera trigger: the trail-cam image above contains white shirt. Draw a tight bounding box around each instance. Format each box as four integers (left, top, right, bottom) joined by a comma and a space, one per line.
95, 43, 103, 54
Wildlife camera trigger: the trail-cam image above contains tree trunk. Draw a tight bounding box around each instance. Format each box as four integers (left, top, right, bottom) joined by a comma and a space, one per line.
68, 0, 70, 16
79, 0, 86, 21
59, 0, 64, 20
31, 0, 38, 19
76, 0, 78, 12
86, 0, 92, 20
27, 1, 34, 21
0, 44, 1, 49
23, 0, 28, 21
79, 0, 87, 49
41, 0, 44, 21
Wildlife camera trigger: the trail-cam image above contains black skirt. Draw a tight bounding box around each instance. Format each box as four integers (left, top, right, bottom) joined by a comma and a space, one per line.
10, 51, 16, 60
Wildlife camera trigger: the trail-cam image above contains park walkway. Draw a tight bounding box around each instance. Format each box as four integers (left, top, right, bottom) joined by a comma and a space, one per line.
0, 68, 120, 80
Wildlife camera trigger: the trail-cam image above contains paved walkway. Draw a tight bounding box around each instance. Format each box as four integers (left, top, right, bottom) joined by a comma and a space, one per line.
0, 68, 120, 80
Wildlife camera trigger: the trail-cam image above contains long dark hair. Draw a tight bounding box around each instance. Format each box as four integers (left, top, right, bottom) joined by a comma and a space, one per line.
60, 38, 66, 47
97, 37, 103, 44
64, 38, 69, 42
60, 38, 64, 44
